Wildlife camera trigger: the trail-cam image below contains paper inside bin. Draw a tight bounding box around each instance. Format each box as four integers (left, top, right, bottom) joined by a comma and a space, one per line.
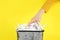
17, 23, 44, 31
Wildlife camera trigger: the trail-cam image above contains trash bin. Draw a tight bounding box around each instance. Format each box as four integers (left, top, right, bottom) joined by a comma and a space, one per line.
17, 23, 44, 40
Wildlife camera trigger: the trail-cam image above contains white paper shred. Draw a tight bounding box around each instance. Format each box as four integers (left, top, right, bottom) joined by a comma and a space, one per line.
17, 23, 44, 31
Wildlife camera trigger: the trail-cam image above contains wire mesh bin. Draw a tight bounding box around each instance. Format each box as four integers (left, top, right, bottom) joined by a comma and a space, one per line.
17, 30, 44, 40
17, 23, 44, 40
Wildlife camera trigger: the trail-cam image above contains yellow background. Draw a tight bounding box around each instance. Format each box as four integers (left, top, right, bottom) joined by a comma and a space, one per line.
0, 0, 60, 40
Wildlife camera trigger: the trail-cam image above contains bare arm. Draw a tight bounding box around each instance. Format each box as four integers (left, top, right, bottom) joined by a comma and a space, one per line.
29, 0, 59, 25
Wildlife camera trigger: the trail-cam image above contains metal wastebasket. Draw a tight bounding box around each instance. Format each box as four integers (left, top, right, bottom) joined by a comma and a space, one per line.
17, 23, 44, 40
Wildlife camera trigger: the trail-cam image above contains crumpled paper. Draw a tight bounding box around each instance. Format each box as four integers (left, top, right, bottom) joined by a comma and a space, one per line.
17, 23, 44, 31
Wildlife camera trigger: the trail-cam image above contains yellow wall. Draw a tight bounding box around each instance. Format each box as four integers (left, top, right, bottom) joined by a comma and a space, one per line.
0, 0, 60, 40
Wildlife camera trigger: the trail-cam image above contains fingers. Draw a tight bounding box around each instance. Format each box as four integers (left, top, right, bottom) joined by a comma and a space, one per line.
28, 18, 40, 26
28, 19, 35, 26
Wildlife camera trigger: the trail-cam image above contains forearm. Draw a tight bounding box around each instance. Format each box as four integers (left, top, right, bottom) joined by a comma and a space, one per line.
42, 0, 57, 13
37, 0, 58, 17
36, 9, 45, 17
29, 0, 59, 24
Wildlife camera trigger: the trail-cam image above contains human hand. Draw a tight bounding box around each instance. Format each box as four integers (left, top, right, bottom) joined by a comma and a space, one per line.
28, 9, 45, 26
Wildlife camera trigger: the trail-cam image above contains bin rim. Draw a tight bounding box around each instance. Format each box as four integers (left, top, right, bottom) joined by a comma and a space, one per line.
17, 30, 44, 32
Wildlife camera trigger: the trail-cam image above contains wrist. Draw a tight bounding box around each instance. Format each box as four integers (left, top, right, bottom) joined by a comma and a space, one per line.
37, 9, 45, 17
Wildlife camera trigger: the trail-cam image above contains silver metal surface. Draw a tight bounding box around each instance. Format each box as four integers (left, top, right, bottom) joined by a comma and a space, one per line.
17, 31, 43, 40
